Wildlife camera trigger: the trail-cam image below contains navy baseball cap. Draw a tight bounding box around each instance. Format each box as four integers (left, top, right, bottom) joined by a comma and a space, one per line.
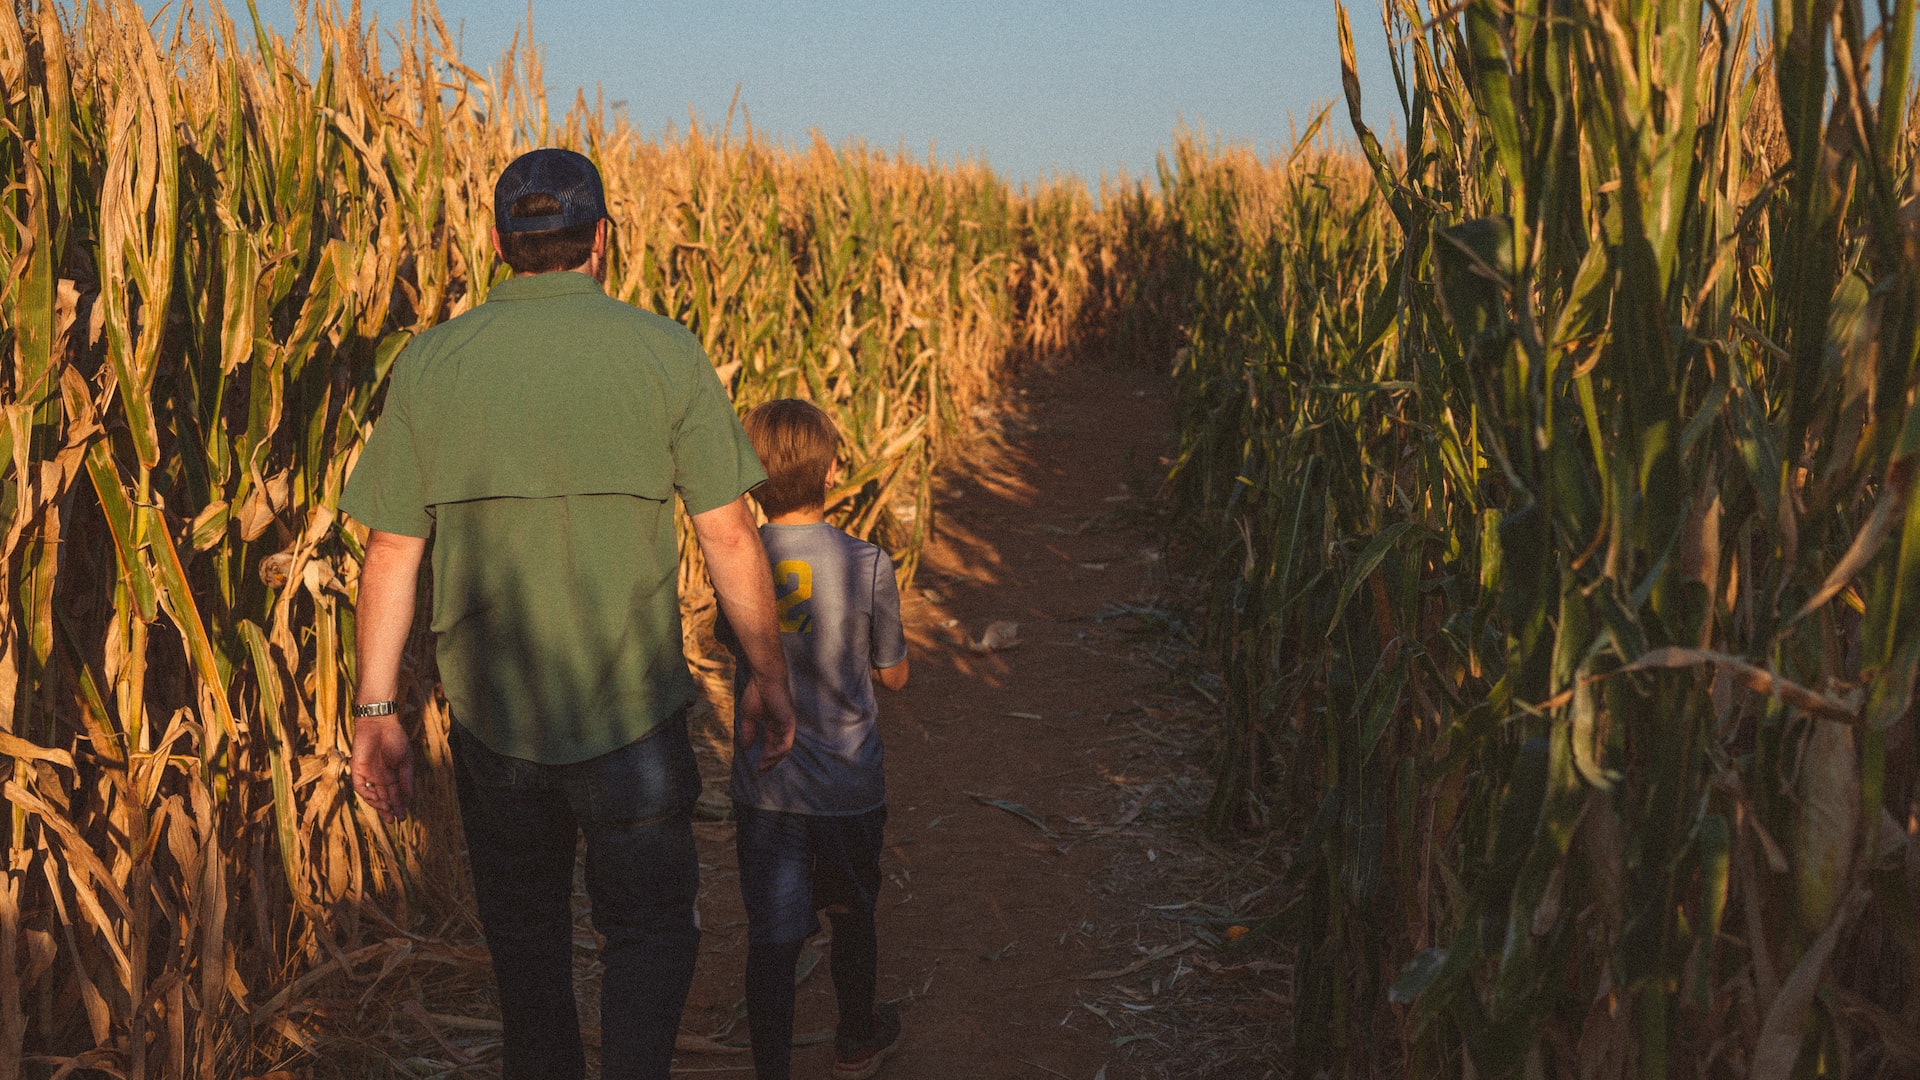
494, 148, 608, 234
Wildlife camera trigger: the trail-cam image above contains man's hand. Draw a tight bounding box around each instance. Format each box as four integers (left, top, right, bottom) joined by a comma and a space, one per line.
691, 496, 799, 774
350, 717, 415, 821
736, 671, 798, 772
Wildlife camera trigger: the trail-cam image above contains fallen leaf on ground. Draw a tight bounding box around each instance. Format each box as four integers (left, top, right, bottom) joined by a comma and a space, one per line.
967, 792, 1050, 832
402, 1002, 475, 1065
1080, 940, 1198, 981
969, 620, 1021, 653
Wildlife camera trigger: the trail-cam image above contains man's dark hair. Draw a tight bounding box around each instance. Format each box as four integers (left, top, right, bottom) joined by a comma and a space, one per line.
497, 193, 599, 274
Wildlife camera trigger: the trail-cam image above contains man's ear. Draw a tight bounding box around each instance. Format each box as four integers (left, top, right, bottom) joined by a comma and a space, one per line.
589, 219, 610, 279
491, 226, 505, 264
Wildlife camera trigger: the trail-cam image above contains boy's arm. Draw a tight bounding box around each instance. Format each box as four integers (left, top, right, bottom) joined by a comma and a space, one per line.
691, 496, 797, 771
870, 549, 909, 692
875, 658, 910, 691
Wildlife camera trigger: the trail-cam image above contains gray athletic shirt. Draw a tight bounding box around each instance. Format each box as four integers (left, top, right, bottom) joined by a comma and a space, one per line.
723, 523, 907, 814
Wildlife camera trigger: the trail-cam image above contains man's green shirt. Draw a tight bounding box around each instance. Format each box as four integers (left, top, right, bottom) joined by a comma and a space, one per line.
339, 271, 764, 763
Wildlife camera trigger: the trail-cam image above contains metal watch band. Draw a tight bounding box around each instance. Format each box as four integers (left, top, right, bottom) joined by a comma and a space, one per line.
351, 700, 398, 718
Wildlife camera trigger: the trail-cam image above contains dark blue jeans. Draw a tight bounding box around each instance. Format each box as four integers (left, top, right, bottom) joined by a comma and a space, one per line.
733, 804, 887, 1080
451, 710, 703, 1080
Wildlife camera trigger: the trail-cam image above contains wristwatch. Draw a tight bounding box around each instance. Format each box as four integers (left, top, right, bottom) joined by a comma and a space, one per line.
351, 700, 398, 718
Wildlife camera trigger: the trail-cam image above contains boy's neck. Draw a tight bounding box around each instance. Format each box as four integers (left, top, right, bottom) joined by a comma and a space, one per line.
766, 505, 827, 526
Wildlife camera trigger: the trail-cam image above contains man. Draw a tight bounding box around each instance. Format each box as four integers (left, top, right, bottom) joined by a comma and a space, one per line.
339, 147, 798, 1080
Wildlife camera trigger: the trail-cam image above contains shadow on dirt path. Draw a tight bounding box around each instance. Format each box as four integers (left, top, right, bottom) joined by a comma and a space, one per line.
663, 360, 1291, 1079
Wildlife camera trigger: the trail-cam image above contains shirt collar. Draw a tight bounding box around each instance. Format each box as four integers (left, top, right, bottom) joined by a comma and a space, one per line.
485, 271, 604, 302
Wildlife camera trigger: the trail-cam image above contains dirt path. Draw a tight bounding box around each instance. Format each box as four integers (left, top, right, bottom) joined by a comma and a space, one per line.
667, 360, 1249, 1079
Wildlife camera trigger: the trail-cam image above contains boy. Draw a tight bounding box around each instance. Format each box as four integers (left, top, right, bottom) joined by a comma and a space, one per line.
720, 399, 911, 1080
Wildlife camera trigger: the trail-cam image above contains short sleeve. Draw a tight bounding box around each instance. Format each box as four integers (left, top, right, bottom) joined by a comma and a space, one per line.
339, 387, 434, 538
869, 549, 907, 668
669, 344, 766, 515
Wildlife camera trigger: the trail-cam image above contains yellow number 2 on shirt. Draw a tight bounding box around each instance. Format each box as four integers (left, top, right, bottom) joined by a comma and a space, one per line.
774, 560, 814, 633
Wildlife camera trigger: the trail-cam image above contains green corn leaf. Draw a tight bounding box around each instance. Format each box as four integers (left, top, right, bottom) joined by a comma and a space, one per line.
83, 441, 158, 621
1326, 520, 1424, 637
1389, 948, 1448, 1005
143, 504, 239, 740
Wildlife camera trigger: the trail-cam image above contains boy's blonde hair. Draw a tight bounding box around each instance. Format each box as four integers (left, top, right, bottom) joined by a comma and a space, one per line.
743, 399, 840, 517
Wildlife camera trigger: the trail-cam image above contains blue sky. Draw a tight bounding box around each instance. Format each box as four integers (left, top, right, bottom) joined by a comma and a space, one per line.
163, 0, 1401, 186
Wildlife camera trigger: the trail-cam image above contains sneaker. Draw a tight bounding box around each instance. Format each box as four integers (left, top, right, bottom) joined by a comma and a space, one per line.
832, 1000, 901, 1079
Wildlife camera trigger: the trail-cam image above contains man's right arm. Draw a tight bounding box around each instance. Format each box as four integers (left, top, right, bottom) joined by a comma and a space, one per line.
690, 496, 798, 771
350, 528, 428, 821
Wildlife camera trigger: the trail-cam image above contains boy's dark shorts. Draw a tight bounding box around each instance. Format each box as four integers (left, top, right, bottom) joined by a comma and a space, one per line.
734, 803, 887, 946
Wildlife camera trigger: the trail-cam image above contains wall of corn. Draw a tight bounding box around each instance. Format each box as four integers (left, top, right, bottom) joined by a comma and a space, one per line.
1167, 0, 1920, 1075
0, 1, 1157, 1074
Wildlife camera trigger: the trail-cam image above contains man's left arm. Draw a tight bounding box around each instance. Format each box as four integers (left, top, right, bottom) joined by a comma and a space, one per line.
690, 497, 798, 772
350, 529, 428, 821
